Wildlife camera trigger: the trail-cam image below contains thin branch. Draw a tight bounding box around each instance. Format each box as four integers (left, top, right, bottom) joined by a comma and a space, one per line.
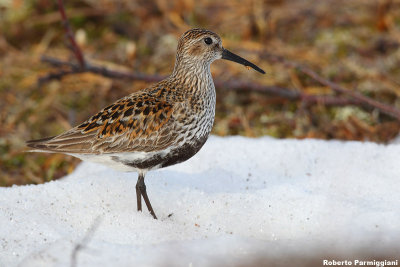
262, 52, 400, 120
39, 55, 165, 84
38, 56, 297, 99
38, 68, 83, 85
39, 56, 370, 108
57, 0, 86, 68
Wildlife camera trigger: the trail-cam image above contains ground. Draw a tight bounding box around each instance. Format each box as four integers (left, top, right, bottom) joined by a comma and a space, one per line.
1, 136, 399, 266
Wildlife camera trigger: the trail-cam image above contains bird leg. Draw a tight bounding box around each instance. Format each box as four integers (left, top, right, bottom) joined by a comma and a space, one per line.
135, 177, 142, 212
136, 173, 158, 219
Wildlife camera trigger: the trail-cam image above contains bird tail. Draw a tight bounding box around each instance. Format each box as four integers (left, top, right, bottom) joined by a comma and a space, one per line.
26, 136, 57, 152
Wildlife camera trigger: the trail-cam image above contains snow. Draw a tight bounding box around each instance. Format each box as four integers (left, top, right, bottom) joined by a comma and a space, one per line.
1, 136, 400, 267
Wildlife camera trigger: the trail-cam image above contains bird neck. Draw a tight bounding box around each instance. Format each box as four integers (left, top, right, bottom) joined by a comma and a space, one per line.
171, 59, 213, 92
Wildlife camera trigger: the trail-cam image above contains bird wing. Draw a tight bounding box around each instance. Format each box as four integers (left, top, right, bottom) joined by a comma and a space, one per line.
27, 90, 182, 154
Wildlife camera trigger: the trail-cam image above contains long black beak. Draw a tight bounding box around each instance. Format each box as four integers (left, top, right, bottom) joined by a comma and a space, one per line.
222, 49, 265, 74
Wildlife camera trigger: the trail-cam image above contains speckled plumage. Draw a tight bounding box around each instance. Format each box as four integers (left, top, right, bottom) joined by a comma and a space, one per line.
27, 28, 265, 219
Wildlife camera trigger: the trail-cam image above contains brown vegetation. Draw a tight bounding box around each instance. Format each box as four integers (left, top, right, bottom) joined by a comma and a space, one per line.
1, 0, 400, 186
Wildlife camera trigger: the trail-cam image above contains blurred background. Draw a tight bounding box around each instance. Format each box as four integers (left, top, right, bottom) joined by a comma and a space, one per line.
0, 0, 399, 186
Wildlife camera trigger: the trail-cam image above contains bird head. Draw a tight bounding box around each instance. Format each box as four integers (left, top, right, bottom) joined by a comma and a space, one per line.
175, 28, 265, 74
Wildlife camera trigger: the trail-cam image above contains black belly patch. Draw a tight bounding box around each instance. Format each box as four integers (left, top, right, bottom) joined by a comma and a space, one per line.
111, 135, 208, 170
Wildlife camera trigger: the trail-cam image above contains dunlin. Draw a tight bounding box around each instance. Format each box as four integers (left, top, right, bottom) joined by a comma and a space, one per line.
27, 29, 265, 219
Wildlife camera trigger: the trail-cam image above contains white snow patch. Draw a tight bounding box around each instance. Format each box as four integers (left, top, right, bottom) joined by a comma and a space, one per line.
1, 136, 400, 266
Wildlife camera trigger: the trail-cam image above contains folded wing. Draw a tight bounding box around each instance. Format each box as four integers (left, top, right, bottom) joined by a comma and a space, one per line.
27, 93, 178, 154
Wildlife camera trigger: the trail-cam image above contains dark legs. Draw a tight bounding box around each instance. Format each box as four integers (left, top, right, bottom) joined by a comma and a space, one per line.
135, 177, 142, 213
135, 172, 157, 219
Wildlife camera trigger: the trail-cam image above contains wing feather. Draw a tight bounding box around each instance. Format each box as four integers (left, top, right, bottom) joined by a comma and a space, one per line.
27, 83, 184, 154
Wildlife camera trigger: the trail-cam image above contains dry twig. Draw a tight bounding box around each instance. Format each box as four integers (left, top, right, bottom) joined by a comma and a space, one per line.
39, 55, 165, 84
57, 0, 85, 68
40, 55, 362, 106
262, 52, 400, 120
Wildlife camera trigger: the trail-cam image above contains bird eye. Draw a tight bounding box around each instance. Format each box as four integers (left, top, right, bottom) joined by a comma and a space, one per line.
204, 37, 213, 45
